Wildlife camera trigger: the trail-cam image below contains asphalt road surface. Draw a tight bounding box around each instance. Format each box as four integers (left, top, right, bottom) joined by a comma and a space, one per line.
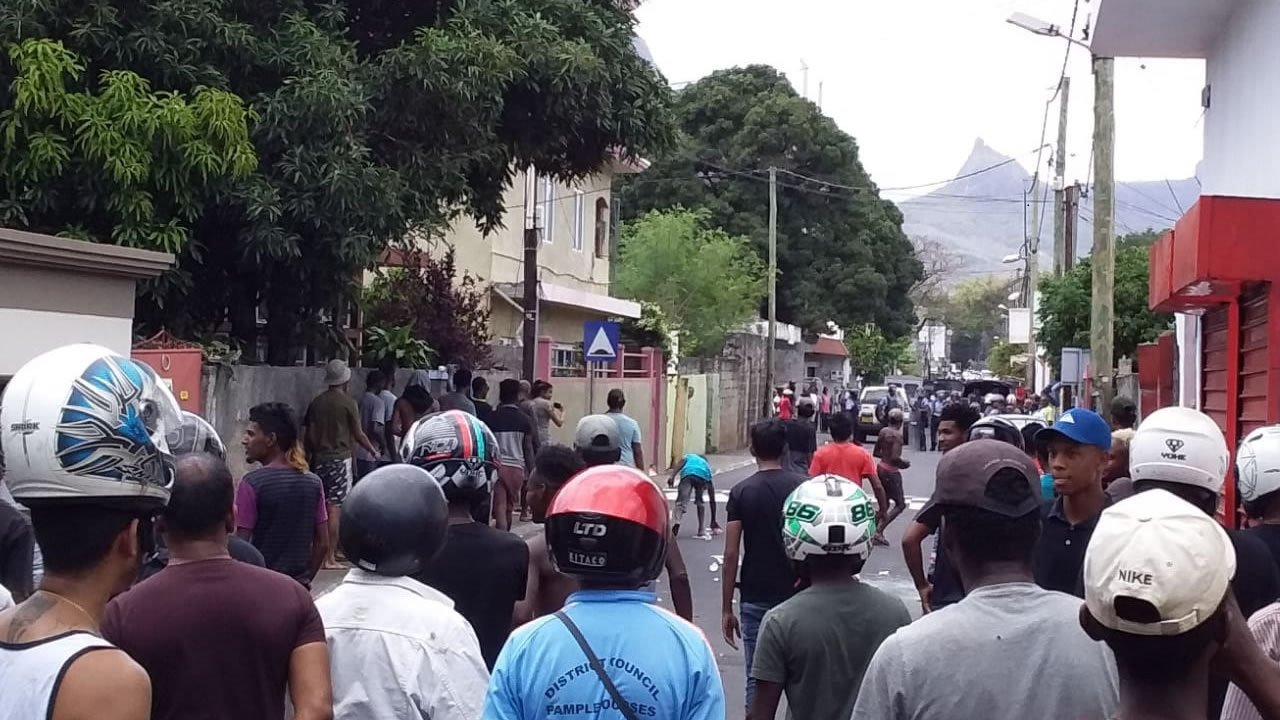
313, 439, 944, 720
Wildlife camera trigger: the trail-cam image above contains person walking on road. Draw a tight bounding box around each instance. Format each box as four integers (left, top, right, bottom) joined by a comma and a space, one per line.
485, 380, 537, 531
484, 465, 726, 720
809, 412, 885, 531
390, 370, 435, 459
871, 408, 911, 546
901, 402, 979, 614
668, 453, 719, 539
819, 387, 832, 433
784, 402, 819, 476
573, 416, 694, 621
779, 388, 794, 420
318, 464, 489, 719
0, 345, 183, 720
851, 440, 1119, 720
407, 411, 529, 670
750, 475, 910, 720
104, 454, 332, 720
237, 402, 330, 586
355, 370, 389, 481
530, 380, 565, 447
471, 376, 493, 425
721, 419, 805, 712
304, 358, 379, 569
605, 388, 645, 471
929, 393, 944, 451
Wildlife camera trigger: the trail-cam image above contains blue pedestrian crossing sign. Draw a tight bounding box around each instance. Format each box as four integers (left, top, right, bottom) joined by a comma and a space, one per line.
583, 321, 620, 361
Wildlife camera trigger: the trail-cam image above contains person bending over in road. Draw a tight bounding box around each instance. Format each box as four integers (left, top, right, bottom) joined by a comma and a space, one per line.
901, 402, 978, 614
669, 453, 719, 539
484, 465, 725, 720
408, 411, 528, 670
0, 345, 183, 720
871, 408, 910, 546
104, 454, 332, 720
749, 475, 909, 720
318, 465, 489, 720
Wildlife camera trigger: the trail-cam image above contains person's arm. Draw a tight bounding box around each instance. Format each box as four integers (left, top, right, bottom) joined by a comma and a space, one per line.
902, 520, 933, 613
347, 401, 379, 458
550, 404, 565, 427
384, 409, 400, 463
632, 424, 646, 472
721, 519, 743, 648
864, 455, 888, 517
665, 540, 693, 621
287, 641, 333, 720
668, 457, 688, 487
55, 649, 151, 720
512, 536, 544, 627
310, 521, 329, 583
233, 479, 256, 543
747, 613, 787, 720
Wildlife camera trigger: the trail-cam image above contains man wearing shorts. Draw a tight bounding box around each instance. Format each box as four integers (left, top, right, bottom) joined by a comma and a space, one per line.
303, 358, 379, 567
669, 453, 720, 539
488, 379, 537, 531
871, 408, 910, 545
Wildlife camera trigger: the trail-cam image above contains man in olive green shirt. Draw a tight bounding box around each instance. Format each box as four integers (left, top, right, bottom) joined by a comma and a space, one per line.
303, 359, 378, 568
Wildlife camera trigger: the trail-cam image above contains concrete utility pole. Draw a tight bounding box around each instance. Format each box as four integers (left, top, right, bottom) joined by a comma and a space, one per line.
521, 168, 540, 381
1091, 57, 1117, 411
764, 167, 778, 417
1027, 177, 1040, 392
1053, 77, 1071, 276
1063, 184, 1079, 272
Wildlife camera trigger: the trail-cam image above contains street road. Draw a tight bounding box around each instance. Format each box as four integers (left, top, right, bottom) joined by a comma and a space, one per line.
312, 440, 944, 720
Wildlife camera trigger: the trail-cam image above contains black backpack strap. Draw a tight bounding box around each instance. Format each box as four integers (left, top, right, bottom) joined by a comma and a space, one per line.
553, 610, 641, 720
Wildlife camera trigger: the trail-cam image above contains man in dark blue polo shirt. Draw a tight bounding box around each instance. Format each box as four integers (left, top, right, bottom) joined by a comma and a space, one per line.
1032, 408, 1111, 597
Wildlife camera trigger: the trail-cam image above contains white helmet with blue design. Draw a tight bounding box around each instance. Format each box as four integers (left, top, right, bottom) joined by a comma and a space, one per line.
1, 344, 182, 510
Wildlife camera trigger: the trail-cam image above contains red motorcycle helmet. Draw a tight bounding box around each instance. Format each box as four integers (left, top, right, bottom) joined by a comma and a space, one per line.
545, 465, 669, 585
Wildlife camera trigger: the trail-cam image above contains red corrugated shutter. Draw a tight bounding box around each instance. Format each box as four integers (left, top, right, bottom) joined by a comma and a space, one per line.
1202, 305, 1231, 437
1240, 284, 1271, 439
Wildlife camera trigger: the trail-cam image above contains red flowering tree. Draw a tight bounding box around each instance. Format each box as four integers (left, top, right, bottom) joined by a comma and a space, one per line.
365, 249, 491, 368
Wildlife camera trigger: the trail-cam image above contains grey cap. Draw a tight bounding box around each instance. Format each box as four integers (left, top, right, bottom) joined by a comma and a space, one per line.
575, 414, 621, 452
323, 358, 352, 386
917, 439, 1042, 525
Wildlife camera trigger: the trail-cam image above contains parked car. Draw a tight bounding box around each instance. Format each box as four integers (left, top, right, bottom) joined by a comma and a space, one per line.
855, 385, 909, 444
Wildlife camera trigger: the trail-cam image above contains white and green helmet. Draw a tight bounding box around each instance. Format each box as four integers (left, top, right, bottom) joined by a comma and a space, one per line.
782, 474, 877, 561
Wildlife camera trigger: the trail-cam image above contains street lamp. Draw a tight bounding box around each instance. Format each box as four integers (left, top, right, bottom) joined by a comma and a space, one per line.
998, 304, 1009, 312
1006, 13, 1091, 49
1001, 253, 1023, 264
1007, 291, 1022, 302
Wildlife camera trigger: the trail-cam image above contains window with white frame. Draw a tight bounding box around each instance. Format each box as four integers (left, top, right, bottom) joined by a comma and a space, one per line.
541, 176, 555, 243
572, 189, 585, 251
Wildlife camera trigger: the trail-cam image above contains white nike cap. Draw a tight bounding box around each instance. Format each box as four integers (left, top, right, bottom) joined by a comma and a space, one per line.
1084, 488, 1235, 636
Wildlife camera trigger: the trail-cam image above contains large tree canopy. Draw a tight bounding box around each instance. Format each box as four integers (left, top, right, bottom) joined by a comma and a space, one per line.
0, 0, 673, 362
617, 65, 922, 338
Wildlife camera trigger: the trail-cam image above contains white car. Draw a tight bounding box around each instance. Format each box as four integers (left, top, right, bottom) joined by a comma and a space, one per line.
855, 385, 909, 444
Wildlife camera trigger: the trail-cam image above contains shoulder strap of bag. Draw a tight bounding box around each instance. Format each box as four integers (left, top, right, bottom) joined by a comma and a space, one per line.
554, 610, 641, 720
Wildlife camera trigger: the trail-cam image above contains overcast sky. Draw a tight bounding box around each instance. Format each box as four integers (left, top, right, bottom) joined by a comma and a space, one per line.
635, 0, 1206, 198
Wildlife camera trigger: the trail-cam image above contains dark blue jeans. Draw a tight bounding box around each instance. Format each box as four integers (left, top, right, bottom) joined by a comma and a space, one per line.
741, 600, 775, 712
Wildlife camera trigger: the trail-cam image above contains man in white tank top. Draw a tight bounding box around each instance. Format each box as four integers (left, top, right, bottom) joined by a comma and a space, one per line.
0, 344, 185, 720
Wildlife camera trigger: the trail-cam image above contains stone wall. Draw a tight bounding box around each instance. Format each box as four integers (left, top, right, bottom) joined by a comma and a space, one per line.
680, 332, 805, 451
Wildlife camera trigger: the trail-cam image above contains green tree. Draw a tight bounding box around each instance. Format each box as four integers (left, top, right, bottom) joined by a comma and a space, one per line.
933, 276, 1016, 366
1037, 236, 1173, 372
614, 209, 765, 357
987, 338, 1023, 377
617, 65, 922, 339
845, 324, 914, 383
1, 0, 673, 363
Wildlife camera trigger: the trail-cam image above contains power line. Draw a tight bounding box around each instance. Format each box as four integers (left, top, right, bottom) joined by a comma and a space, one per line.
1165, 178, 1186, 215
772, 149, 1040, 194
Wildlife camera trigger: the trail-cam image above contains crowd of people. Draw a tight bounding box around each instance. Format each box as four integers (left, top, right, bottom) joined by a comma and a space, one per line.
7, 343, 1280, 720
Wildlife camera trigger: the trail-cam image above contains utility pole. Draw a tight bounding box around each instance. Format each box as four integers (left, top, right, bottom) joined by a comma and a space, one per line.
1053, 77, 1070, 276
800, 60, 809, 98
1026, 177, 1040, 392
521, 168, 539, 381
764, 167, 778, 417
1091, 57, 1117, 411
1063, 184, 1079, 272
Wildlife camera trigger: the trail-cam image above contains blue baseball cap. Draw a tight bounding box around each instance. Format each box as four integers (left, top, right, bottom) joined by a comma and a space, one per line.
1036, 408, 1112, 452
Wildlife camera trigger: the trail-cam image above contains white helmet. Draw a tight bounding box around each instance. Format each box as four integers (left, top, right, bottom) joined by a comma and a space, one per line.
781, 475, 877, 562
1237, 425, 1280, 503
1130, 406, 1229, 493
167, 412, 226, 460
1, 344, 182, 510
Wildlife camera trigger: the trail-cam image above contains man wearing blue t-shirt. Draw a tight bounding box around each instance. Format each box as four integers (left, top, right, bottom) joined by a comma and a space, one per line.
668, 453, 719, 539
485, 465, 724, 720
606, 389, 645, 471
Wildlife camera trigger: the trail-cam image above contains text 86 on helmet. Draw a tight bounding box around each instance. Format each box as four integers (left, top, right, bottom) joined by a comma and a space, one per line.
1, 344, 183, 511
401, 410, 498, 503
545, 465, 668, 585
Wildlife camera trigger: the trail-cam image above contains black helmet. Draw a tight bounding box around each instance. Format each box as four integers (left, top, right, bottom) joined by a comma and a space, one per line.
401, 410, 498, 504
545, 465, 668, 585
166, 411, 226, 460
966, 416, 1024, 450
339, 464, 448, 576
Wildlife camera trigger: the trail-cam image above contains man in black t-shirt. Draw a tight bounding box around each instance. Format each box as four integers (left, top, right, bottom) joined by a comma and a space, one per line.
407, 410, 529, 669
721, 419, 805, 713
784, 403, 818, 475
